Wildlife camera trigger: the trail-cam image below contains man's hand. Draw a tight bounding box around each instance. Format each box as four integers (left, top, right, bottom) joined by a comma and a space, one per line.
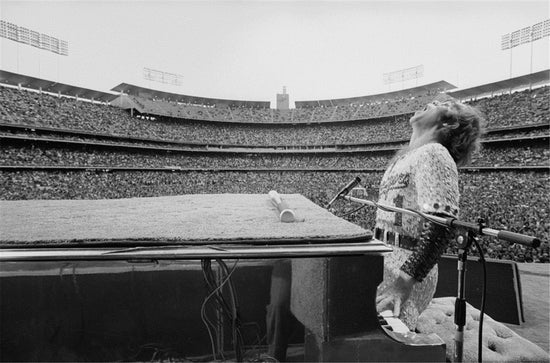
376, 270, 416, 317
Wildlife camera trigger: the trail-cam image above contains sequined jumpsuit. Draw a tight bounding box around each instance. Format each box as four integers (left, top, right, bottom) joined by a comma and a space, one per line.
376, 142, 459, 330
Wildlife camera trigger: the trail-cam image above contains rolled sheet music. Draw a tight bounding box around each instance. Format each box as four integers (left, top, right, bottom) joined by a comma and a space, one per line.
268, 190, 297, 223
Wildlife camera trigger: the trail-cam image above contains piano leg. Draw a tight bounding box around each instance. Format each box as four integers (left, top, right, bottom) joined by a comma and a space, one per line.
266, 259, 293, 362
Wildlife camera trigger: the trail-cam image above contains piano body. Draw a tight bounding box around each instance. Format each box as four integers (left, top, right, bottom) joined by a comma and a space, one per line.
291, 256, 445, 362
0, 194, 445, 361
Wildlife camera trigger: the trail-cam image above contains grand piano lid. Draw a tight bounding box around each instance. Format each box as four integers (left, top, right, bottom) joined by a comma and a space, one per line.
0, 194, 379, 249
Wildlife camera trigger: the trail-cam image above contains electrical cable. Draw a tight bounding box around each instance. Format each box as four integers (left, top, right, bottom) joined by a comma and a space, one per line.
200, 259, 241, 361
200, 290, 219, 361
473, 237, 487, 363
217, 259, 244, 362
336, 204, 366, 218
202, 260, 237, 327
200, 260, 221, 361
203, 261, 234, 320
331, 180, 368, 218
201, 258, 230, 361
220, 259, 241, 361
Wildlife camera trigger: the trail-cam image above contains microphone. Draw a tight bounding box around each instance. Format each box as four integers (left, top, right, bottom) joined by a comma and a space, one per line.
326, 177, 362, 209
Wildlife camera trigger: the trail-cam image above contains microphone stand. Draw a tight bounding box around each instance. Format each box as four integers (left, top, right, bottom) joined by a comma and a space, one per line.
453, 220, 484, 363
342, 195, 541, 362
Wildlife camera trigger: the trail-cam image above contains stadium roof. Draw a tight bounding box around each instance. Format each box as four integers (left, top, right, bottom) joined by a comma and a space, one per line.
294, 80, 456, 108
0, 70, 119, 103
447, 69, 550, 100
111, 83, 271, 109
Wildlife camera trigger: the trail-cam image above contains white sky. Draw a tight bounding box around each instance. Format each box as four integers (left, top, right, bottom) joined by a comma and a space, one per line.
1, 1, 549, 106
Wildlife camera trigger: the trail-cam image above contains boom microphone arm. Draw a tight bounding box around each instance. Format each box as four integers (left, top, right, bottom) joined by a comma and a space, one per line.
342, 195, 541, 248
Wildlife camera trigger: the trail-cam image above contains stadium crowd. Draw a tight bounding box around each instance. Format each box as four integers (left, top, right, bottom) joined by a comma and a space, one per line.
483, 128, 549, 140
1, 85, 548, 147
0, 81, 548, 264
0, 145, 392, 169
0, 86, 410, 145
118, 86, 550, 126
471, 143, 549, 167
127, 89, 442, 123
1, 142, 548, 169
468, 86, 549, 128
0, 169, 548, 262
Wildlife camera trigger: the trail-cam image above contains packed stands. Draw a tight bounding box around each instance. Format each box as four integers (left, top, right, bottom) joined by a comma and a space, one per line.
0, 145, 393, 170
2, 85, 548, 147
0, 71, 548, 263
1, 169, 548, 262
1, 136, 547, 169
468, 86, 549, 128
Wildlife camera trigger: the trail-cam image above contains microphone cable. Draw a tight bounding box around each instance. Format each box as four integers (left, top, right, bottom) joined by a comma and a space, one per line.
472, 237, 487, 363
217, 259, 244, 362
335, 204, 366, 218
200, 258, 242, 361
418, 209, 487, 362
200, 259, 222, 361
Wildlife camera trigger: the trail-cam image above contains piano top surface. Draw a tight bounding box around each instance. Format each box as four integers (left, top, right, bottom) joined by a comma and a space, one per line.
0, 194, 373, 247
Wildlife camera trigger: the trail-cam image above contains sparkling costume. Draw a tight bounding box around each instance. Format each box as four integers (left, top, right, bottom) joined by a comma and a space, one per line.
376, 142, 459, 330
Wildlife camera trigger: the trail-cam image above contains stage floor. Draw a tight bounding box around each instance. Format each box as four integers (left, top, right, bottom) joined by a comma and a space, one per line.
507, 263, 550, 353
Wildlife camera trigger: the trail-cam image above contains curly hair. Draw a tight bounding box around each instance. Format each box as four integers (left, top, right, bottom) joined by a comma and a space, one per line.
436, 100, 486, 167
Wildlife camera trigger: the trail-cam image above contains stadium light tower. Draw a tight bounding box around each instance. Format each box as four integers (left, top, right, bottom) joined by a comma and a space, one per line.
143, 67, 183, 87
0, 19, 68, 80
383, 65, 424, 91
501, 19, 549, 78
0, 20, 69, 56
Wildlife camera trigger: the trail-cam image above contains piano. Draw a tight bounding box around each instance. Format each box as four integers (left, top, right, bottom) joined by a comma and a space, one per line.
291, 255, 445, 362
0, 194, 444, 361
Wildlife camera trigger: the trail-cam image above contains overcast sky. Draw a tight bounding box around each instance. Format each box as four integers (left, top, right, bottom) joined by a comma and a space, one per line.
1, 1, 548, 106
